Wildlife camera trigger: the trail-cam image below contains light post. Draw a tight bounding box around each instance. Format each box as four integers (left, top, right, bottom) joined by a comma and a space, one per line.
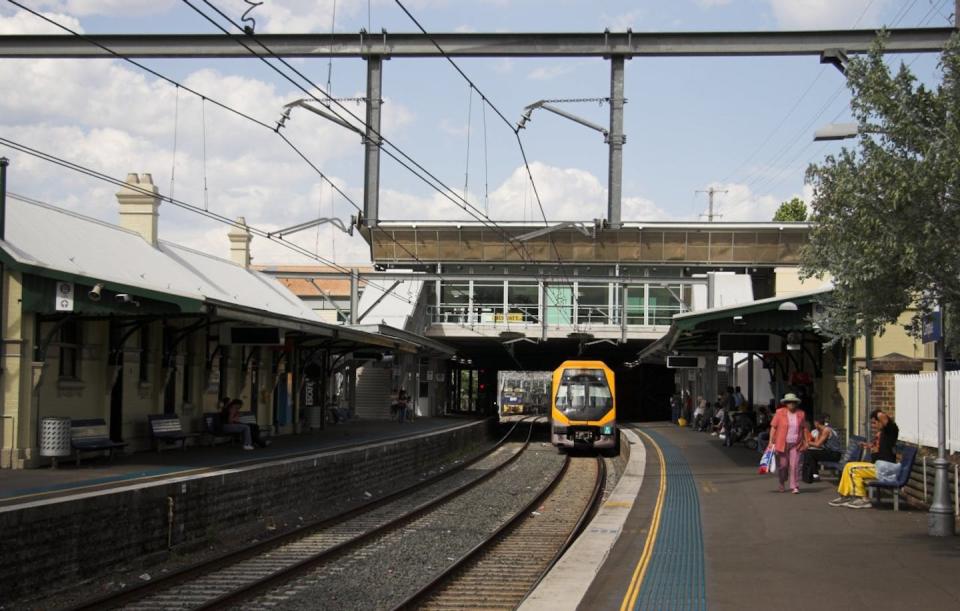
814, 123, 955, 536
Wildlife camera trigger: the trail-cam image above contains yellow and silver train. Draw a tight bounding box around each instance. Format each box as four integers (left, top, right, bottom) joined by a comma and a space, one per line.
550, 360, 617, 452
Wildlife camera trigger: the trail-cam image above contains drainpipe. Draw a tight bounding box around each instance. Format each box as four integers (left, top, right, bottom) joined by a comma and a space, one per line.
0, 158, 7, 400
0, 157, 8, 240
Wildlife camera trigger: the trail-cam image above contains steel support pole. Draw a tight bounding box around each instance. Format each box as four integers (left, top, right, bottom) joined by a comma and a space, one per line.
607, 55, 625, 227
747, 352, 755, 409
929, 307, 955, 536
363, 56, 383, 229
349, 268, 359, 324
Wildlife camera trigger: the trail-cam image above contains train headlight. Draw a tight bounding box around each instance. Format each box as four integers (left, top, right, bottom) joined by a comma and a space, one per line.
603, 426, 613, 435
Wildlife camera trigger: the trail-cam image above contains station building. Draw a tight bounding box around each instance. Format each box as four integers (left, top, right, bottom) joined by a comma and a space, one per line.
0, 173, 452, 469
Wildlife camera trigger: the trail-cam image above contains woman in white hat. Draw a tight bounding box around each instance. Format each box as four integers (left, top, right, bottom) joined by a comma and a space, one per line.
766, 393, 810, 493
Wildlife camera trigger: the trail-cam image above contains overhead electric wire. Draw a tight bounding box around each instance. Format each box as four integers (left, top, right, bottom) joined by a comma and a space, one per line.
186, 0, 512, 234
189, 0, 577, 325
182, 0, 546, 271
11, 1, 438, 280
391, 0, 578, 293
721, 0, 915, 194
5, 0, 359, 214
0, 135, 419, 306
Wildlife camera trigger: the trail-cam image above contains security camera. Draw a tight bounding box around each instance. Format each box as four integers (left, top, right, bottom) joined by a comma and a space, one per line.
88, 283, 104, 302
116, 293, 140, 307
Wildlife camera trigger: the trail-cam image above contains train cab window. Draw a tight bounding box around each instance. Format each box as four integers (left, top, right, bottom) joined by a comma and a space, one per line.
555, 368, 613, 421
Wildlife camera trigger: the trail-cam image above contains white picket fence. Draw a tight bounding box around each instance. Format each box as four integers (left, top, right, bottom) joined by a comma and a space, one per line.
895, 371, 960, 451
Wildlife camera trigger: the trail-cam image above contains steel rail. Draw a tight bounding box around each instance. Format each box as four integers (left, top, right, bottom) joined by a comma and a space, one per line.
195, 420, 536, 610
0, 28, 951, 58
392, 454, 607, 610
62, 418, 529, 611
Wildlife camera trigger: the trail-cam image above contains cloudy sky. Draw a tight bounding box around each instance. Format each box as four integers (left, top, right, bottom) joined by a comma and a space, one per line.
0, 0, 953, 265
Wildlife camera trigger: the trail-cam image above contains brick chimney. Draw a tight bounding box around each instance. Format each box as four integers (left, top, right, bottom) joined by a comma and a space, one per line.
116, 173, 161, 246
228, 217, 252, 268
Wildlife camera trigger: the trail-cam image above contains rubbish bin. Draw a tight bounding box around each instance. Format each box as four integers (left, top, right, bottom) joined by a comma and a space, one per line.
40, 416, 71, 468
308, 404, 324, 430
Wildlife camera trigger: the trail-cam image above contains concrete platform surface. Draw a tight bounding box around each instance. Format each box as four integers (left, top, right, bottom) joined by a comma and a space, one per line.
550, 423, 960, 610
0, 416, 479, 506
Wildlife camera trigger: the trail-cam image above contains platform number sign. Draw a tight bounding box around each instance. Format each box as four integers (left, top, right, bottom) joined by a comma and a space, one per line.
55, 281, 74, 312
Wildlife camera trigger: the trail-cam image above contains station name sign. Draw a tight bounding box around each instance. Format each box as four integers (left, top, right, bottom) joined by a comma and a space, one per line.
667, 355, 705, 369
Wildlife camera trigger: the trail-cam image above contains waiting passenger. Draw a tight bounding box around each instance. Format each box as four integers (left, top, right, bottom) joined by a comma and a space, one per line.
221, 398, 269, 450
766, 393, 809, 494
830, 409, 900, 509
396, 388, 410, 424
692, 397, 707, 431
802, 414, 843, 483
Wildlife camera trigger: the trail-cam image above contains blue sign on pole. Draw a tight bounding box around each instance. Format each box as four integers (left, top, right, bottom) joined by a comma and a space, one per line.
923, 311, 942, 343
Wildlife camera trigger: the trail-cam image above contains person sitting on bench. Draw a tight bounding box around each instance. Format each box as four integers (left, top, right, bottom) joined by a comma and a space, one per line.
803, 414, 844, 483
829, 409, 899, 509
221, 398, 269, 450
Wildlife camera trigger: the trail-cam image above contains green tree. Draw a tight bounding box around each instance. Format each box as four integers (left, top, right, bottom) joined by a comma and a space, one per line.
802, 32, 960, 350
772, 197, 807, 221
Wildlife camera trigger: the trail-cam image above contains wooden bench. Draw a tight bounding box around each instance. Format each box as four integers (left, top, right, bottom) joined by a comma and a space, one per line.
71, 418, 127, 466
148, 414, 198, 452
867, 445, 919, 511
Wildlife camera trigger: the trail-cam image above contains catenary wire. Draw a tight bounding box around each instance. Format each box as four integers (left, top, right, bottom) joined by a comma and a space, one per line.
391, 0, 578, 300
5, 0, 360, 214
10, 2, 438, 278
0, 136, 418, 306
186, 0, 515, 239
190, 0, 579, 324
182, 0, 554, 271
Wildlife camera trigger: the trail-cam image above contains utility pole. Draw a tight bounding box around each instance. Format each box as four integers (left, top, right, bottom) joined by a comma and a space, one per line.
696, 187, 727, 222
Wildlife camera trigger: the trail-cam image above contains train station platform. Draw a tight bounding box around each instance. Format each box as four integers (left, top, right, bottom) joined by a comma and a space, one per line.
0, 416, 479, 508
528, 423, 960, 611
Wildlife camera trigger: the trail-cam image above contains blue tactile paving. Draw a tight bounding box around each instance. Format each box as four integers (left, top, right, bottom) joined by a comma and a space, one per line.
633, 428, 707, 611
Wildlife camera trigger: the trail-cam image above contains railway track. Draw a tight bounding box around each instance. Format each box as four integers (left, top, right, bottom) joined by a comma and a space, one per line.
64, 419, 534, 611
395, 455, 605, 611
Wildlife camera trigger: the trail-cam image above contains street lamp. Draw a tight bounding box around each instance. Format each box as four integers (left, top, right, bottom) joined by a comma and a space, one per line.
812, 122, 859, 141
813, 120, 955, 536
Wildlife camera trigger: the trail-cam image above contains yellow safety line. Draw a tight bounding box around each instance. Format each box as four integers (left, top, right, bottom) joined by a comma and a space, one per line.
619, 429, 667, 611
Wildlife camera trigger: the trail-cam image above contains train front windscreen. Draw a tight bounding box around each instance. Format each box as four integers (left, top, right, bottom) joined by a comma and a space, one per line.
554, 368, 613, 422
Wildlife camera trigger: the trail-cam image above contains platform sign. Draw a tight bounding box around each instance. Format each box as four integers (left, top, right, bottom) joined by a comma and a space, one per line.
55, 281, 74, 312
666, 355, 705, 369
923, 311, 942, 343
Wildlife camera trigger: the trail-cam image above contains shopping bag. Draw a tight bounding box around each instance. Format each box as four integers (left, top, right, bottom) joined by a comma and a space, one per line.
758, 448, 775, 474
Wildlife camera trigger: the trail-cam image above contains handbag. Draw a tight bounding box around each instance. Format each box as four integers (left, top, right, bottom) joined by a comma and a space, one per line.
758, 448, 775, 474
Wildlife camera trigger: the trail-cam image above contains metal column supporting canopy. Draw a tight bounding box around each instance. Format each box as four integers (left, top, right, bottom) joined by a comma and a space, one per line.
364, 56, 383, 228
607, 56, 625, 228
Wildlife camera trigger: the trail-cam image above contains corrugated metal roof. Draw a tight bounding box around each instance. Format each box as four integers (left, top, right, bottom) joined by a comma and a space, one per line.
1, 196, 320, 322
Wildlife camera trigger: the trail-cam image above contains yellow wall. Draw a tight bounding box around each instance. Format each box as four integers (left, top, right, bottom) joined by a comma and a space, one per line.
773, 267, 832, 297
24, 317, 277, 459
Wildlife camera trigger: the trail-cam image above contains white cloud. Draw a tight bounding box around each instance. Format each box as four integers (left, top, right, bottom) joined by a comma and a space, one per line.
696, 0, 732, 8
31, 1, 174, 17
0, 9, 83, 33
0, 52, 412, 266
602, 9, 646, 31
486, 163, 670, 222
768, 0, 887, 29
